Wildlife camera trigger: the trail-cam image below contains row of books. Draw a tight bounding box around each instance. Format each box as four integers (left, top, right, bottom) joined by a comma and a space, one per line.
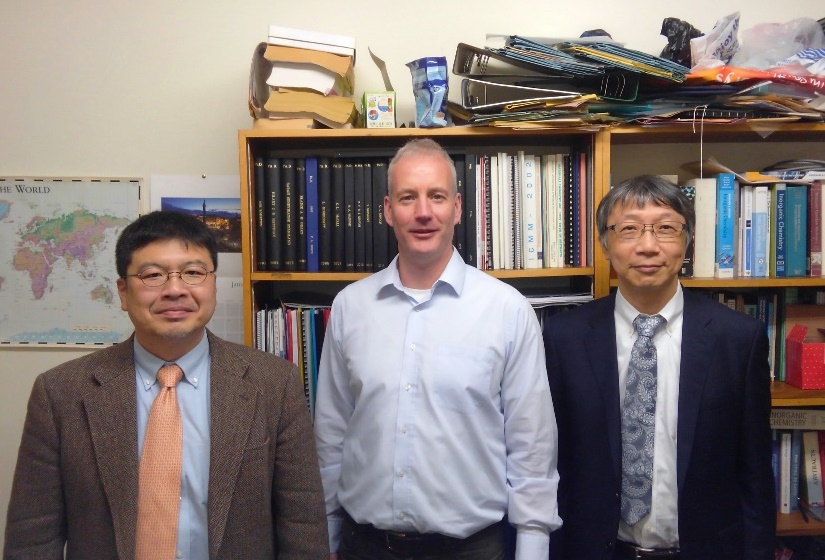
703, 288, 825, 382
253, 148, 592, 273
772, 428, 825, 517
682, 174, 824, 278
255, 300, 331, 420
771, 409, 825, 517
254, 294, 592, 418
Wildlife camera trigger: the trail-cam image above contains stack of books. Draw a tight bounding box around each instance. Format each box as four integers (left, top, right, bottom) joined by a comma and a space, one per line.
258, 26, 357, 129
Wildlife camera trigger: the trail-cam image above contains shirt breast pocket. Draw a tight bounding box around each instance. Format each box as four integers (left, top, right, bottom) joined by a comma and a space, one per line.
432, 346, 495, 414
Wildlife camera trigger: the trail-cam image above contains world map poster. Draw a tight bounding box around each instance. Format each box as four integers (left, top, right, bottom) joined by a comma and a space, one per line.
0, 178, 140, 345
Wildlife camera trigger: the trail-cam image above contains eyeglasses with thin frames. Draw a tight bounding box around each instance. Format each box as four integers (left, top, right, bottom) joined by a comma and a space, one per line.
124, 265, 215, 287
606, 221, 686, 241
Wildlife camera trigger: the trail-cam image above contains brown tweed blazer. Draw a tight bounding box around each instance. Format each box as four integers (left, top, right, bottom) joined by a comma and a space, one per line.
4, 331, 328, 560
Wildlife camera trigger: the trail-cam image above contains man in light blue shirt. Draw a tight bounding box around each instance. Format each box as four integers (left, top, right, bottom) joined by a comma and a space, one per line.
314, 138, 562, 560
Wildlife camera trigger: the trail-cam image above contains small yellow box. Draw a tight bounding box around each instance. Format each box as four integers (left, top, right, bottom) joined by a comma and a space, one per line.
363, 92, 396, 128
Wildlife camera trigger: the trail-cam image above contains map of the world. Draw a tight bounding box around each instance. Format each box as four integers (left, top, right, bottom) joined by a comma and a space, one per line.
0, 178, 140, 345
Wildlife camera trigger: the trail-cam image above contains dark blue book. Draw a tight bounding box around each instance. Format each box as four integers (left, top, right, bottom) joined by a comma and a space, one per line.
305, 156, 319, 272
296, 159, 307, 271
354, 161, 366, 272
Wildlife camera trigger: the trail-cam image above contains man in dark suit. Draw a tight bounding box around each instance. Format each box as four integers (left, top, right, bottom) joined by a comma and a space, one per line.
4, 210, 328, 559
544, 175, 775, 560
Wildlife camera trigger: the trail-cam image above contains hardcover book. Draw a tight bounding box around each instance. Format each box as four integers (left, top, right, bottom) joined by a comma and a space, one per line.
715, 172, 736, 279
684, 177, 716, 277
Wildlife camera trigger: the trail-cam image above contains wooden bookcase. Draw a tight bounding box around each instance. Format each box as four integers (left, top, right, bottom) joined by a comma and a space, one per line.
238, 121, 825, 538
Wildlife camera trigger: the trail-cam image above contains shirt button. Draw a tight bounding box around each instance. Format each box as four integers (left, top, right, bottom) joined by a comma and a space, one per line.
398, 470, 406, 477
404, 384, 411, 392
192, 377, 198, 384
398, 512, 406, 520
410, 343, 415, 350
176, 552, 183, 559
401, 426, 408, 434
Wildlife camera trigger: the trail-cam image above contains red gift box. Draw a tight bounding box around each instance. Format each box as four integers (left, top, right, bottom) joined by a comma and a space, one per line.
786, 324, 825, 389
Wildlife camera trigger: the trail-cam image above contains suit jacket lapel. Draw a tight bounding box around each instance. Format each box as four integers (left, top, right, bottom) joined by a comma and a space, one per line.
676, 292, 716, 493
83, 337, 140, 560
206, 333, 258, 558
584, 294, 623, 483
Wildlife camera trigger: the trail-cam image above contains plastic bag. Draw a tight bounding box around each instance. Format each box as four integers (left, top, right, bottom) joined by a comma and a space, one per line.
660, 17, 702, 66
731, 18, 825, 70
690, 12, 740, 71
406, 56, 449, 128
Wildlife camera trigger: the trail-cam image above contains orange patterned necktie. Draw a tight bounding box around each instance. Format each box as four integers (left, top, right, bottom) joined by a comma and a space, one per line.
135, 364, 184, 560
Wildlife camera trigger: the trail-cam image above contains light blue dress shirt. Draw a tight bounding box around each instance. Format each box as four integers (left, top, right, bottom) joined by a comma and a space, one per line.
314, 249, 561, 560
135, 335, 211, 560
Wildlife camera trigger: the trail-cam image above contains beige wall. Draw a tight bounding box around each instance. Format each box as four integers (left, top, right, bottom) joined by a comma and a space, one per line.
0, 0, 820, 549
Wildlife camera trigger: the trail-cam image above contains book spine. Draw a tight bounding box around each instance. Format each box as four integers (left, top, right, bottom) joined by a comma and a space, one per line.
771, 408, 825, 430
522, 153, 539, 269
465, 155, 477, 268
372, 160, 389, 271
318, 157, 332, 271
802, 430, 825, 506
775, 184, 787, 277
512, 154, 522, 269
690, 178, 717, 278
484, 155, 494, 270
282, 158, 297, 271
343, 160, 356, 272
353, 161, 366, 272
780, 430, 792, 514
265, 157, 283, 271
809, 180, 822, 276
363, 161, 374, 271
296, 159, 307, 271
564, 154, 574, 267
331, 159, 345, 271
254, 155, 268, 271
305, 157, 319, 272
819, 431, 825, 502
715, 173, 735, 279
791, 429, 802, 512
786, 184, 809, 277
740, 184, 753, 278
752, 185, 768, 278
678, 184, 695, 277
453, 155, 467, 262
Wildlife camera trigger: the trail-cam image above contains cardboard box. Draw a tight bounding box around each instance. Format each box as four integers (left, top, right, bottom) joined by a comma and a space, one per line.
786, 323, 825, 389
363, 92, 395, 128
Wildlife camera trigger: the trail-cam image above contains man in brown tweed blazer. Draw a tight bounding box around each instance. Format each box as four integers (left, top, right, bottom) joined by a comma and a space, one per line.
4, 210, 328, 560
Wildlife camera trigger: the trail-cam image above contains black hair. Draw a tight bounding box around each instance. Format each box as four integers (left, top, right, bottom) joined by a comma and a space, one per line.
596, 175, 695, 248
115, 210, 218, 277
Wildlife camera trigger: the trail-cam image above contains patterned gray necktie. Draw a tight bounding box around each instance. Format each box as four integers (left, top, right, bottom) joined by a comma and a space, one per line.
621, 313, 665, 526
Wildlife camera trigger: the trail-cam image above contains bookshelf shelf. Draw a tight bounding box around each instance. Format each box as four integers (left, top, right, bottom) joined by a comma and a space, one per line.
239, 126, 609, 346
239, 123, 825, 543
771, 382, 825, 407
777, 511, 825, 537
609, 277, 825, 289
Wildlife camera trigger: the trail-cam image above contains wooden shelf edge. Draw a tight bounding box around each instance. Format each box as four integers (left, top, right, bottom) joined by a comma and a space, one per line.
777, 510, 825, 536
771, 381, 825, 407
609, 277, 825, 289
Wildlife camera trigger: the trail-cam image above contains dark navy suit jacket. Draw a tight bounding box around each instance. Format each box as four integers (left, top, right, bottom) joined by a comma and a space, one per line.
544, 290, 775, 560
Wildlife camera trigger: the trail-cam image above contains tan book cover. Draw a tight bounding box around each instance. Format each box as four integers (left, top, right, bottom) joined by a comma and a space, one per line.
264, 89, 357, 125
